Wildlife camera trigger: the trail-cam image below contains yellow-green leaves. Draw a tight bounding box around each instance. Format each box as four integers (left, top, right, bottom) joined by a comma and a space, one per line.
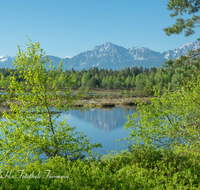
120, 76, 200, 155
0, 38, 102, 169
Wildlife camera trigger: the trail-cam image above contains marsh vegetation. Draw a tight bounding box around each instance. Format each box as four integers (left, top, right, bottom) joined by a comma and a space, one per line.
1, 0, 200, 187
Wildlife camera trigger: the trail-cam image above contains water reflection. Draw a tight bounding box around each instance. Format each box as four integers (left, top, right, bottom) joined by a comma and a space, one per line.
0, 106, 138, 162
60, 106, 137, 157
64, 106, 137, 132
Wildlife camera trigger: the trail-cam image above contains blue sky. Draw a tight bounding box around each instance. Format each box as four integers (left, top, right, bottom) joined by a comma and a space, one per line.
0, 0, 199, 58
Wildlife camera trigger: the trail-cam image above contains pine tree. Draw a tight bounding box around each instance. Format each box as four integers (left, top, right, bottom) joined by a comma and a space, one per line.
163, 0, 200, 88
121, 0, 200, 156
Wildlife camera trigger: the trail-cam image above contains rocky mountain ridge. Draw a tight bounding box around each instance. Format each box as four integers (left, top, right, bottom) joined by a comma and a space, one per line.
0, 42, 199, 70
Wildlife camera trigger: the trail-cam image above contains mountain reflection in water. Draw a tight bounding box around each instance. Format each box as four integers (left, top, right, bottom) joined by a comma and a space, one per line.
0, 106, 138, 161
64, 106, 137, 132
62, 106, 137, 156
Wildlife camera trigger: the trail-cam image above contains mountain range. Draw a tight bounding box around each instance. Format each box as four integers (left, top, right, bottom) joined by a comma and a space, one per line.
0, 42, 199, 71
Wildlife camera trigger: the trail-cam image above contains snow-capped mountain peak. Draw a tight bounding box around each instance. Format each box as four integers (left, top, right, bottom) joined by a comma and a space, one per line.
0, 55, 8, 62
93, 42, 116, 52
64, 55, 71, 59
1, 41, 199, 70
162, 42, 199, 59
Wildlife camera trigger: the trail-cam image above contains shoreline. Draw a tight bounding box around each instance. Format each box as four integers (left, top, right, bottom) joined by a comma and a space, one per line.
72, 96, 152, 108
0, 93, 153, 112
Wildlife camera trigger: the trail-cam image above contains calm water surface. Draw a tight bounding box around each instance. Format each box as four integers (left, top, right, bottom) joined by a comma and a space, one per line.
1, 106, 138, 162
57, 106, 137, 157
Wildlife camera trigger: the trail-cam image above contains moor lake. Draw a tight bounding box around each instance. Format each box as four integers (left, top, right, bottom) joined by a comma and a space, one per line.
61, 106, 137, 157
1, 106, 138, 162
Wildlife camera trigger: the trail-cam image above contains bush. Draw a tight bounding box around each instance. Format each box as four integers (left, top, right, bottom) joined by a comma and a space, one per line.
0, 38, 102, 170
2, 148, 200, 189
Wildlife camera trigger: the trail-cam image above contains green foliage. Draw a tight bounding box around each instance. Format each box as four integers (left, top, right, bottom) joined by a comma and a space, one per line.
83, 86, 90, 96
103, 75, 114, 89
164, 0, 200, 37
163, 53, 200, 88
143, 82, 154, 95
120, 77, 200, 154
163, 0, 200, 88
2, 2, 200, 188
130, 68, 171, 95
0, 66, 171, 95
70, 72, 79, 88
88, 76, 99, 88
101, 77, 107, 88
134, 73, 146, 95
125, 75, 132, 88
0, 76, 10, 89
1, 149, 200, 189
118, 91, 123, 96
107, 92, 112, 99
129, 89, 134, 97
123, 89, 128, 98
130, 75, 135, 87
81, 72, 90, 87
77, 86, 84, 95
113, 75, 122, 89
0, 38, 101, 169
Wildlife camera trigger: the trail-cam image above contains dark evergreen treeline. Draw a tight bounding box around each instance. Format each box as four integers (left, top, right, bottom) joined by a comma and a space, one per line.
66, 66, 174, 95
0, 66, 174, 95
